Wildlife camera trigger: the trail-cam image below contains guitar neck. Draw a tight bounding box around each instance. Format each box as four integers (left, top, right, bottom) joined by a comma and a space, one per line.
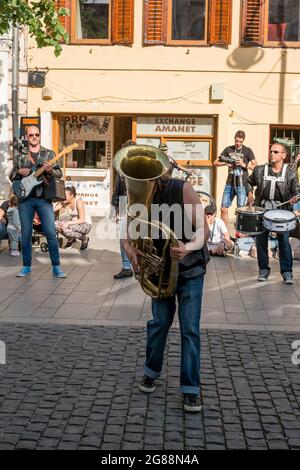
33, 144, 78, 178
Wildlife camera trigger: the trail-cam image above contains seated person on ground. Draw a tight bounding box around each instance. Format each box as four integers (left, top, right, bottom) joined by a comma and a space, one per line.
54, 185, 92, 250
7, 195, 21, 257
205, 205, 234, 256
0, 198, 9, 251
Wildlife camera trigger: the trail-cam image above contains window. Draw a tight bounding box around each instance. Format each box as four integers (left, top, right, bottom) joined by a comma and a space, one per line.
76, 0, 110, 41
266, 0, 300, 44
144, 0, 232, 46
71, 0, 111, 43
58, 115, 112, 170
164, 140, 211, 163
270, 126, 300, 163
242, 0, 300, 46
169, 0, 208, 44
73, 141, 107, 168
56, 0, 134, 44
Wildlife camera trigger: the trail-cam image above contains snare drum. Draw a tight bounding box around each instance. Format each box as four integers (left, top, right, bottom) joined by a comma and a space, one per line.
235, 206, 265, 235
263, 209, 296, 233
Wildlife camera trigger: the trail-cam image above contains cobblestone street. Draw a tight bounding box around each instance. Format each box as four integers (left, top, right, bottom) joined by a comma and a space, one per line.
0, 324, 299, 450
0, 230, 300, 450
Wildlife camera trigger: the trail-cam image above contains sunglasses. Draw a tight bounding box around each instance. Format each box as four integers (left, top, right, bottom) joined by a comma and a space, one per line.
28, 133, 40, 138
269, 150, 283, 154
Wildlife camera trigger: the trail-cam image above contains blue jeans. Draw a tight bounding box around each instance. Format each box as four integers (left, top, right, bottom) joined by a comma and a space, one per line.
256, 230, 292, 273
0, 222, 8, 241
221, 184, 247, 208
120, 243, 132, 270
7, 228, 21, 251
18, 198, 60, 267
144, 274, 204, 395
119, 216, 131, 270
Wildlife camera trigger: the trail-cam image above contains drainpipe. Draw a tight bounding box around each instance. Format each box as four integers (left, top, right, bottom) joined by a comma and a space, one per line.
12, 25, 19, 158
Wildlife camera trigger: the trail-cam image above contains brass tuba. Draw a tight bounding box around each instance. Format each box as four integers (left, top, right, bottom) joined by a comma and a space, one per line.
113, 145, 179, 299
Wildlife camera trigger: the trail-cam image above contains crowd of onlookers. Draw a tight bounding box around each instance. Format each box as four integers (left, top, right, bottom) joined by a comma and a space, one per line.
0, 185, 92, 255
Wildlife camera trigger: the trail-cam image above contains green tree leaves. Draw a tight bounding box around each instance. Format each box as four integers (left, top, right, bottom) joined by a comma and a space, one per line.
0, 1, 69, 56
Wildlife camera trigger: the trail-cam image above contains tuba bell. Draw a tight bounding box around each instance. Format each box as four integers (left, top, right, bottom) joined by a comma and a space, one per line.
113, 144, 179, 299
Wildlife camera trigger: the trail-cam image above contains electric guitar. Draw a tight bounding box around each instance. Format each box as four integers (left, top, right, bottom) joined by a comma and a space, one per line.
13, 143, 78, 200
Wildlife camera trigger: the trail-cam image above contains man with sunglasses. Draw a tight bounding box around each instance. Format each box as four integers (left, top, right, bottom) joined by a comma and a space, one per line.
247, 143, 299, 284
9, 126, 66, 278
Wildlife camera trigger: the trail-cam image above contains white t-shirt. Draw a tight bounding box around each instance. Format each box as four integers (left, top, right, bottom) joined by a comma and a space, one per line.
208, 218, 228, 244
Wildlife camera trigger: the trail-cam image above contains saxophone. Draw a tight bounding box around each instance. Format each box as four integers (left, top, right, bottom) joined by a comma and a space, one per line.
113, 145, 179, 299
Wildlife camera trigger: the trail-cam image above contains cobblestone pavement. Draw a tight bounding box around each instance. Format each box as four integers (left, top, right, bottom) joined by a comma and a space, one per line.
0, 323, 299, 450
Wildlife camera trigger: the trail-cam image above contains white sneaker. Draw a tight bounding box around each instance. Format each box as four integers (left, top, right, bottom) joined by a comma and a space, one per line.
10, 250, 20, 256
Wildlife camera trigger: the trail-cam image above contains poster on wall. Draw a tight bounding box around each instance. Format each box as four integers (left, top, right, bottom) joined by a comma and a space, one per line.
63, 115, 113, 142
70, 172, 110, 217
166, 140, 210, 161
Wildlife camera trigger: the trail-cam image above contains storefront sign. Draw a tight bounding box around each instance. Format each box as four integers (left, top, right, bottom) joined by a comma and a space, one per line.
137, 117, 214, 136
70, 174, 110, 216
20, 116, 40, 138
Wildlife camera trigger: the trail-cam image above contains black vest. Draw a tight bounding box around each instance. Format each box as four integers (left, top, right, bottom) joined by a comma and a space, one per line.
153, 178, 209, 277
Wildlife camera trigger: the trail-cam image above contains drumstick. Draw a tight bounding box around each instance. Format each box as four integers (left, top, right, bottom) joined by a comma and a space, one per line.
276, 194, 300, 208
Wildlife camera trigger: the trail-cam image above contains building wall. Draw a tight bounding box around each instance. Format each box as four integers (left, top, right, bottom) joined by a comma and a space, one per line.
0, 27, 28, 200
26, 0, 300, 215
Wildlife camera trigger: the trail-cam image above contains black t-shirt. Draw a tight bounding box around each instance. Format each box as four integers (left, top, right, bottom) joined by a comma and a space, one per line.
30, 151, 39, 162
220, 145, 255, 186
0, 200, 9, 225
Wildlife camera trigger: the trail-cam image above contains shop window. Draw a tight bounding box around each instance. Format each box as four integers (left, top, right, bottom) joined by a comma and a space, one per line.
144, 0, 232, 46
242, 0, 300, 46
56, 0, 134, 44
73, 141, 107, 168
58, 115, 112, 170
165, 140, 210, 163
136, 137, 161, 147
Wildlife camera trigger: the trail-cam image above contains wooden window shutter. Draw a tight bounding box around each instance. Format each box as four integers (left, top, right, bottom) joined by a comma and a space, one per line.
144, 0, 167, 45
209, 0, 232, 45
113, 0, 134, 44
241, 0, 265, 46
55, 0, 71, 33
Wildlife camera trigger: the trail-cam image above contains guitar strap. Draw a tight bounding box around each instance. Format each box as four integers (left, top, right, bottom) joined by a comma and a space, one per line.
263, 163, 287, 200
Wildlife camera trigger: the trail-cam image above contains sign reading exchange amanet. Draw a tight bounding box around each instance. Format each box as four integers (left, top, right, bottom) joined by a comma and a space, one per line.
137, 116, 214, 136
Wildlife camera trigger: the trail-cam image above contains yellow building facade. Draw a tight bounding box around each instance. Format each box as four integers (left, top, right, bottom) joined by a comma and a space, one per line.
26, 0, 300, 216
